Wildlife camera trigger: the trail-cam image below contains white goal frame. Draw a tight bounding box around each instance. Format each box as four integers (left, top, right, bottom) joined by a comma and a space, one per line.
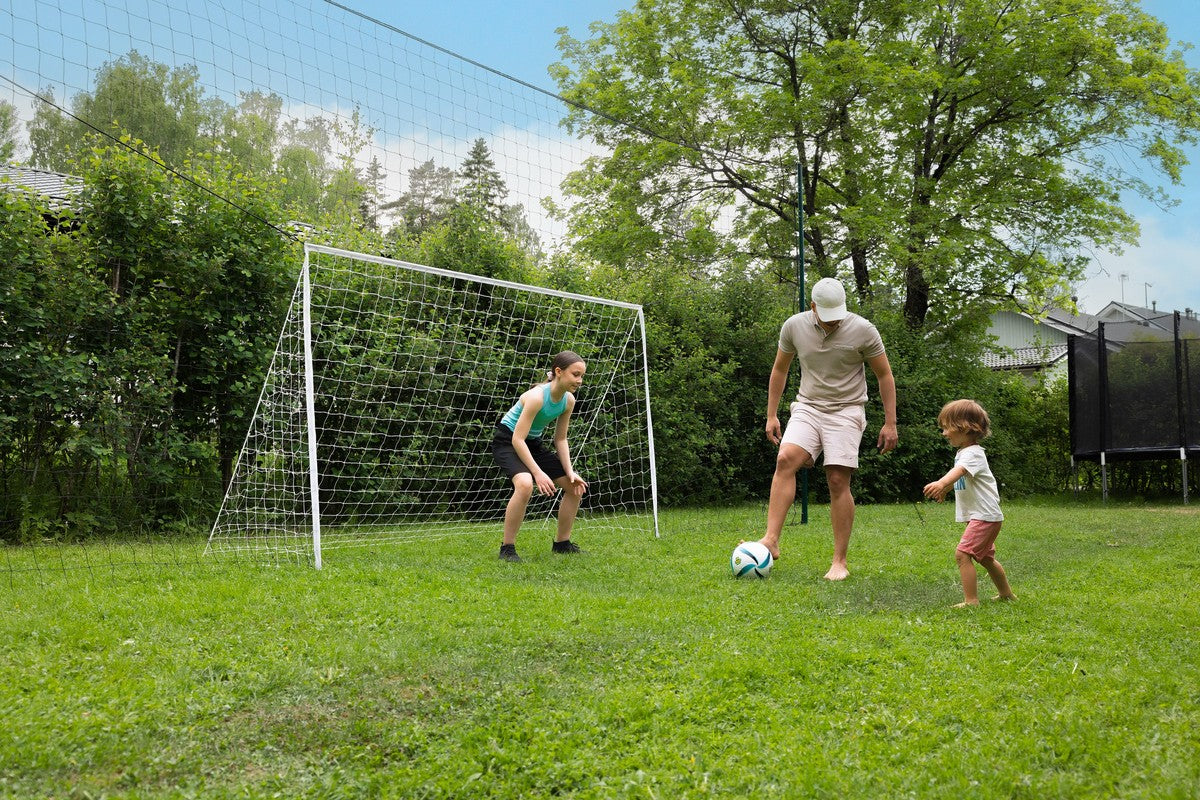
207, 243, 659, 568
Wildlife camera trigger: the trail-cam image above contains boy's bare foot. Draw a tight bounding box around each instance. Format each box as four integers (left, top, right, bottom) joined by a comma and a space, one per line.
823, 563, 849, 581
992, 594, 1017, 602
952, 600, 980, 608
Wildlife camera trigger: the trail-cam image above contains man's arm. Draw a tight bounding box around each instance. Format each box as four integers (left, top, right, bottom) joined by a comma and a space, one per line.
867, 351, 898, 453
765, 349, 795, 446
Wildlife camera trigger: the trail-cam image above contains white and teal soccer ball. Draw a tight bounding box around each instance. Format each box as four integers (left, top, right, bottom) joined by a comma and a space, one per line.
731, 541, 773, 579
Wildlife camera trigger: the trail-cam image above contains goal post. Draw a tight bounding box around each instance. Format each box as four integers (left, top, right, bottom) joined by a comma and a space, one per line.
207, 243, 659, 567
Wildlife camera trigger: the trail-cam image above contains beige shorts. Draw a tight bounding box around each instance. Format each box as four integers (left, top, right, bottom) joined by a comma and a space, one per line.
780, 402, 867, 469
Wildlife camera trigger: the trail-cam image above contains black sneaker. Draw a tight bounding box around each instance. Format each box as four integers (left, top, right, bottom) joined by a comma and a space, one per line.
552, 540, 582, 554
498, 545, 523, 563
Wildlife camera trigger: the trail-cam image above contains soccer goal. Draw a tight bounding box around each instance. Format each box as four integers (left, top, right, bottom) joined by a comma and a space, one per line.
206, 243, 658, 567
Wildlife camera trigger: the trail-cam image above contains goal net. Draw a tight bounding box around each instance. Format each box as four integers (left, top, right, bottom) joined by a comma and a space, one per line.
207, 243, 658, 567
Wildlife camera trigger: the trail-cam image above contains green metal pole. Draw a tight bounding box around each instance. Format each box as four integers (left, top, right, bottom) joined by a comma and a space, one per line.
797, 162, 808, 524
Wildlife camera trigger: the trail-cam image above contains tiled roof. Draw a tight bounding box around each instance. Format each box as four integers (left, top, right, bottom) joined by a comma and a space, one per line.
0, 164, 82, 208
983, 344, 1068, 370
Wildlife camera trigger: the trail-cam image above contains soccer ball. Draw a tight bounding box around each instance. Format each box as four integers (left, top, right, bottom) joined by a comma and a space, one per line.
731, 541, 773, 579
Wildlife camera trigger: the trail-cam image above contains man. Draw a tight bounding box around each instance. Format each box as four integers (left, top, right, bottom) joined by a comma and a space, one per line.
759, 277, 898, 580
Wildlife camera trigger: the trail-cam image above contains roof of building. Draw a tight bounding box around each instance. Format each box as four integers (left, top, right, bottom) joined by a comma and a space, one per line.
982, 343, 1069, 371
986, 299, 1200, 374
0, 164, 82, 208
1001, 302, 1200, 342
1088, 301, 1200, 341
1042, 306, 1098, 334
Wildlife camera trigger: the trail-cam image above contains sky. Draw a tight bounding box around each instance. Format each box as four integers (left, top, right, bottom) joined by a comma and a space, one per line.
355, 0, 1200, 318
5, 0, 1198, 317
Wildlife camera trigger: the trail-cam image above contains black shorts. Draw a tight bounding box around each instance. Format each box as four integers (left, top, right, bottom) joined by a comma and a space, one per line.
492, 424, 566, 481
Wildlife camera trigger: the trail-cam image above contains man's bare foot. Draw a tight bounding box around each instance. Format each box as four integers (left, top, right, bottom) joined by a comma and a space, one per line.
823, 563, 849, 581
952, 600, 980, 608
992, 594, 1017, 602
757, 539, 780, 560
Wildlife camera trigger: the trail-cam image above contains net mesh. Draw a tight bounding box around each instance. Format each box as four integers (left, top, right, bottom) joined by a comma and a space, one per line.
207, 245, 656, 565
2, 0, 600, 250
1069, 314, 1200, 459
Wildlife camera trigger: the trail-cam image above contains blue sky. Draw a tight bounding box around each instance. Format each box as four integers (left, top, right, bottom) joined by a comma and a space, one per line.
367, 0, 1200, 317
5, 0, 1197, 316
1088, 0, 1200, 317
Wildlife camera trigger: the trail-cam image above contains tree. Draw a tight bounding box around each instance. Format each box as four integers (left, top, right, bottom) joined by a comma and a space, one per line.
361, 155, 387, 230
456, 138, 542, 258
0, 101, 18, 162
217, 90, 284, 176
383, 158, 457, 233
457, 137, 509, 224
551, 0, 1200, 328
0, 133, 296, 538
273, 108, 374, 224
29, 51, 222, 171
26, 51, 377, 232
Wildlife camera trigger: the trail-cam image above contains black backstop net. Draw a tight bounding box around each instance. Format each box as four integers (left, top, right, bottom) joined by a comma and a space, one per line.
1068, 312, 1200, 463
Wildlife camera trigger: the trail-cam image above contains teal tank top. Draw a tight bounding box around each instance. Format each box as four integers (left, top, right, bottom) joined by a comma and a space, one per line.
500, 383, 568, 437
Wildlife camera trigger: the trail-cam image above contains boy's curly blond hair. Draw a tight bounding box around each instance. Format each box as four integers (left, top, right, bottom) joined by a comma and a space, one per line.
937, 399, 991, 442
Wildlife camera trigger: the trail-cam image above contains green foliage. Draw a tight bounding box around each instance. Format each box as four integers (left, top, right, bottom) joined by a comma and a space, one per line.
382, 158, 457, 236
0, 138, 295, 540
558, 258, 787, 506
2, 502, 1199, 798
30, 51, 218, 172
0, 100, 17, 162
457, 137, 509, 224
552, 0, 1200, 326
0, 191, 103, 539
405, 203, 538, 284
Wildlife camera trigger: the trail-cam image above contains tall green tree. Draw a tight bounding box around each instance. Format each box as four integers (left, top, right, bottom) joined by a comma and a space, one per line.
457, 137, 509, 224
74, 137, 295, 509
28, 51, 222, 172
456, 138, 542, 258
552, 0, 1200, 328
0, 100, 17, 162
361, 155, 387, 230
384, 158, 457, 234
274, 108, 374, 224
217, 89, 284, 176
0, 134, 295, 538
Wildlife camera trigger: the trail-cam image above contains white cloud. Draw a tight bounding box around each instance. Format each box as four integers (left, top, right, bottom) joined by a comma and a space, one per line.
1078, 214, 1200, 316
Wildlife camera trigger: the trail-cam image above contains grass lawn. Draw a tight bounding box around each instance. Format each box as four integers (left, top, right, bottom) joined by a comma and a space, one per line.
2, 499, 1198, 798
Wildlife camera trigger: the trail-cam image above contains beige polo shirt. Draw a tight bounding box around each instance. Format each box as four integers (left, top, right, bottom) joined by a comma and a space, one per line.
777, 311, 886, 412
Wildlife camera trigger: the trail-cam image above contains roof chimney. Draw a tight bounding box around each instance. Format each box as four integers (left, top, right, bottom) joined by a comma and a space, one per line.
1151, 300, 1157, 311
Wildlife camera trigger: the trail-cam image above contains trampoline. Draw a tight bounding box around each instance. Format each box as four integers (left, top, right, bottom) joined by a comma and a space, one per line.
1068, 311, 1199, 502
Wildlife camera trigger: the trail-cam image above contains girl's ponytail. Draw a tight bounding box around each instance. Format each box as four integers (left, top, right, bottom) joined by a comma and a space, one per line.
532, 350, 583, 388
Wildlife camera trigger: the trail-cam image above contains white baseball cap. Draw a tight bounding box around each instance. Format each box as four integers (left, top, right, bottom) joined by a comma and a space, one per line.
811, 277, 848, 322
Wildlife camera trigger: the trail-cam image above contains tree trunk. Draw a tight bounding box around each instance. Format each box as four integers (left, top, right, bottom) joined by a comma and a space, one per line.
903, 263, 929, 328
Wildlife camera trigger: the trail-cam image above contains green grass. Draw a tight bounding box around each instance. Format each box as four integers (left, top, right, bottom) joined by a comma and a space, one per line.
2, 500, 1199, 798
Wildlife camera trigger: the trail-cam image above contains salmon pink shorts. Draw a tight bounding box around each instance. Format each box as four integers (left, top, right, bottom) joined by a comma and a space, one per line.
957, 519, 1003, 561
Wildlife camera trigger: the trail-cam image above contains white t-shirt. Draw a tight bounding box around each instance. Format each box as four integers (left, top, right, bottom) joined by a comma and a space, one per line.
953, 444, 1004, 523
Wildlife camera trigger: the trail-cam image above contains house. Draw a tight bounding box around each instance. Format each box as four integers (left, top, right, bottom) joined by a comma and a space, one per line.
1090, 300, 1200, 337
986, 301, 1200, 381
0, 164, 82, 230
0, 164, 81, 207
985, 307, 1094, 381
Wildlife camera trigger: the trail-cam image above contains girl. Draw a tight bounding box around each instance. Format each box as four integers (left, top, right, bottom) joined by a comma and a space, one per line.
491, 351, 589, 562
923, 399, 1017, 607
